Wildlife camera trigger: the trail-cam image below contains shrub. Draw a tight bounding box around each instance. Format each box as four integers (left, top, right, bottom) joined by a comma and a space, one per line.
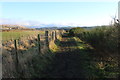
78, 26, 119, 58
69, 27, 85, 36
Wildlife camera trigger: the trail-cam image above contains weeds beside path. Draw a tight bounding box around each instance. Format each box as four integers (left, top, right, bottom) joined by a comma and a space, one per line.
30, 33, 119, 78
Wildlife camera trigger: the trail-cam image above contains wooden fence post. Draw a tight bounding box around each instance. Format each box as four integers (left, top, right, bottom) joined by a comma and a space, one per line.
14, 39, 19, 77
52, 31, 55, 41
55, 30, 57, 40
49, 31, 52, 41
38, 34, 41, 54
14, 40, 19, 64
45, 31, 49, 48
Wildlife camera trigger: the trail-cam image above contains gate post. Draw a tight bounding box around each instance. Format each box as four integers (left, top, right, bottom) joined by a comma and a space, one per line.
45, 31, 49, 48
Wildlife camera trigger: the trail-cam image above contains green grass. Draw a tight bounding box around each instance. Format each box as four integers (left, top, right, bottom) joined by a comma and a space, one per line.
69, 26, 119, 78
69, 25, 119, 58
1, 30, 44, 41
79, 26, 118, 57
74, 37, 119, 78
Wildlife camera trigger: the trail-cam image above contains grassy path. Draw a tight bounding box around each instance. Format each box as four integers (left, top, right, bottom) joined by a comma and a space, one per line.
45, 35, 94, 78
30, 34, 119, 78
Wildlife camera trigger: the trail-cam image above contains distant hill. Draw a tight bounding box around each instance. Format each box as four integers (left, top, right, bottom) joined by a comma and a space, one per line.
0, 24, 31, 30
36, 27, 73, 30
1, 24, 27, 28
0, 24, 94, 30
81, 27, 94, 30
35, 26, 94, 30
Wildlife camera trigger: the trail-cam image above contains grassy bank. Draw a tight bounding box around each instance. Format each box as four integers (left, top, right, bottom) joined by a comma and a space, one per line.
78, 26, 118, 57
69, 25, 119, 78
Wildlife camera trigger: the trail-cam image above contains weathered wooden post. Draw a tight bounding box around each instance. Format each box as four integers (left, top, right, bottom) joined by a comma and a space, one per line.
49, 31, 52, 41
45, 31, 49, 48
14, 40, 19, 64
52, 31, 55, 41
37, 34, 41, 54
14, 39, 19, 77
55, 30, 57, 40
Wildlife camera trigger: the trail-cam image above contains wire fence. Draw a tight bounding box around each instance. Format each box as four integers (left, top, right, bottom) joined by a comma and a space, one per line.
2, 30, 65, 78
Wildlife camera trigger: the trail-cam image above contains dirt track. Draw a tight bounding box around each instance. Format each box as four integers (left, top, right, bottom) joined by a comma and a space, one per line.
45, 35, 91, 78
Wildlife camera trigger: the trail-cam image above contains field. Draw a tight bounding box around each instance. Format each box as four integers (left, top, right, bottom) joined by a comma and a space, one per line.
1, 1, 120, 79
1, 30, 44, 41
2, 24, 120, 78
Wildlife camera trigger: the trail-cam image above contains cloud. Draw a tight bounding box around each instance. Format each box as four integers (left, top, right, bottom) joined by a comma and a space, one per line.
0, 18, 111, 27
0, 18, 31, 26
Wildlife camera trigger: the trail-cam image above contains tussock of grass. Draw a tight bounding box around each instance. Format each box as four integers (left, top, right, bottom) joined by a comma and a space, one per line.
73, 37, 94, 50
49, 40, 59, 53
49, 35, 62, 53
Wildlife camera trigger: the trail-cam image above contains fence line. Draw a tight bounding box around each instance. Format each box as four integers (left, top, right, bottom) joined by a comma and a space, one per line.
2, 30, 65, 78
13, 30, 62, 50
